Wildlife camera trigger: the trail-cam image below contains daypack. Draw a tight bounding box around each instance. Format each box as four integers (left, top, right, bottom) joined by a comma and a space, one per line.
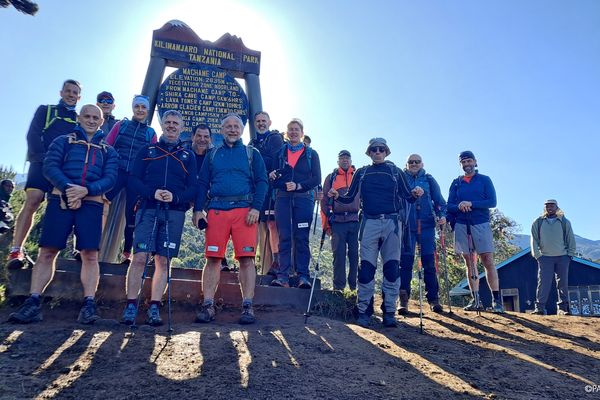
43, 104, 76, 133
534, 216, 568, 244
357, 160, 409, 222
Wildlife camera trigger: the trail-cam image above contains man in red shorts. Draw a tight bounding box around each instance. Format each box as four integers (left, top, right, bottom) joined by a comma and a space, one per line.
193, 113, 268, 324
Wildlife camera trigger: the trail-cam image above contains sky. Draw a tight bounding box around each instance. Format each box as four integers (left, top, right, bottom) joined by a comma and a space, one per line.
1, 0, 599, 240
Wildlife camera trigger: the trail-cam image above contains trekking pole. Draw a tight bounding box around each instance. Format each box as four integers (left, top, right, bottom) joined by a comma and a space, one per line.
438, 224, 453, 314
304, 229, 327, 324
466, 213, 481, 316
311, 184, 322, 235
132, 202, 161, 331
164, 203, 174, 336
416, 214, 424, 334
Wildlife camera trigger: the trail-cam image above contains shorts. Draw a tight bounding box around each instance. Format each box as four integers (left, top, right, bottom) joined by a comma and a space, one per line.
39, 195, 103, 250
454, 222, 494, 254
132, 207, 185, 257
205, 207, 258, 259
25, 161, 52, 193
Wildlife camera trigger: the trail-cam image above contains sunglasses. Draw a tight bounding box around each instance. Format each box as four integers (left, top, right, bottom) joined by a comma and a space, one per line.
98, 98, 114, 104
407, 160, 421, 165
369, 146, 386, 153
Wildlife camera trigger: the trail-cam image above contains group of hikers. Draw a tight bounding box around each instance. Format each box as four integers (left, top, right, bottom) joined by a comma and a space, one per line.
4, 78, 577, 329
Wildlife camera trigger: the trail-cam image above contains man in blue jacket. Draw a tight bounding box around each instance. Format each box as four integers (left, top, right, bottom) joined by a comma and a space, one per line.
8, 79, 81, 267
121, 110, 197, 326
193, 114, 268, 325
447, 151, 504, 313
9, 104, 118, 324
399, 154, 447, 314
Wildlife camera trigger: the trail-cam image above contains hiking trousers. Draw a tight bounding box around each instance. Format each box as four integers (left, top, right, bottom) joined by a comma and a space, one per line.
357, 218, 401, 314
399, 225, 439, 303
331, 221, 359, 290
536, 255, 570, 310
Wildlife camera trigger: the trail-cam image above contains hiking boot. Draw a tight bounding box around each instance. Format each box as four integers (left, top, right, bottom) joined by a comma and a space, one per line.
9, 297, 42, 324
356, 312, 370, 328
6, 249, 25, 270
463, 299, 484, 312
298, 276, 312, 289
530, 308, 546, 315
195, 303, 216, 323
270, 278, 290, 288
146, 304, 163, 326
398, 289, 409, 315
121, 302, 138, 325
430, 301, 444, 313
557, 308, 571, 316
77, 299, 101, 324
491, 301, 505, 314
239, 302, 256, 325
382, 312, 398, 327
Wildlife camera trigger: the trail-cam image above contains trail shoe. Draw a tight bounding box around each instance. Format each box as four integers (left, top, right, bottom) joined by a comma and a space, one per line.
491, 301, 505, 314
121, 302, 139, 325
430, 301, 444, 313
398, 290, 409, 315
270, 278, 290, 288
78, 299, 101, 324
356, 312, 370, 328
146, 304, 163, 326
382, 312, 398, 327
6, 249, 25, 270
9, 297, 42, 324
557, 307, 571, 316
530, 308, 546, 315
195, 302, 216, 323
239, 302, 256, 325
298, 276, 312, 289
463, 299, 484, 312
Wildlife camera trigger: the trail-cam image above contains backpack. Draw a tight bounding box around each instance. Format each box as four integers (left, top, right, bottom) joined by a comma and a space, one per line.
535, 216, 568, 244
207, 143, 256, 183
358, 161, 410, 222
115, 119, 155, 143
43, 104, 77, 133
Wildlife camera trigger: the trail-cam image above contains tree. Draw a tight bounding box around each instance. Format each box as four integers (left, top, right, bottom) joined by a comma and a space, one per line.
0, 0, 38, 16
0, 165, 16, 181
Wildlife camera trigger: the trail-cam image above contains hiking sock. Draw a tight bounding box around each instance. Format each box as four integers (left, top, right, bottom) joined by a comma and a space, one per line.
84, 296, 94, 302
493, 291, 501, 303
30, 293, 41, 306
150, 300, 161, 307
203, 299, 214, 307
127, 299, 137, 306
10, 246, 22, 253
242, 298, 253, 307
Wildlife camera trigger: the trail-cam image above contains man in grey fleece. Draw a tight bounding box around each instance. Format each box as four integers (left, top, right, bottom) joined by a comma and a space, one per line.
530, 199, 576, 315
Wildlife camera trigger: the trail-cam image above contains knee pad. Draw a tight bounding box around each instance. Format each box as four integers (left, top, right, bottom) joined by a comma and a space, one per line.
383, 260, 400, 282
358, 260, 376, 284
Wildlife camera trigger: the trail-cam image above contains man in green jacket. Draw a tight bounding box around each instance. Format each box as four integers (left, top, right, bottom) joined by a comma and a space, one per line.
530, 199, 576, 315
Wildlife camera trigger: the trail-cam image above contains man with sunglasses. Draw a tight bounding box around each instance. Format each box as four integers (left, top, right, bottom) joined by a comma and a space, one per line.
447, 150, 504, 313
8, 79, 81, 268
398, 154, 447, 314
329, 138, 423, 328
96, 91, 119, 134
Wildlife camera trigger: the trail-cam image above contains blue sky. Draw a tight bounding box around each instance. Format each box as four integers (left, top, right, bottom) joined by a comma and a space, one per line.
1, 0, 599, 239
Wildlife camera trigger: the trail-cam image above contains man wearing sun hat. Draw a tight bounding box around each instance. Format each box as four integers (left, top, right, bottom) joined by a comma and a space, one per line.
330, 138, 424, 328
96, 91, 119, 134
530, 199, 576, 315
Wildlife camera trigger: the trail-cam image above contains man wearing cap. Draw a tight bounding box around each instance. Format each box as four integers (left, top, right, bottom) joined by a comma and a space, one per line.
447, 150, 504, 313
8, 79, 81, 267
330, 138, 423, 328
399, 154, 447, 314
193, 114, 268, 325
96, 91, 119, 134
105, 95, 157, 263
321, 150, 360, 291
530, 199, 576, 315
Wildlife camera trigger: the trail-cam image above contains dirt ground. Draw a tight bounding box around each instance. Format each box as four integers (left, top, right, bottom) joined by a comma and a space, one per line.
0, 300, 599, 400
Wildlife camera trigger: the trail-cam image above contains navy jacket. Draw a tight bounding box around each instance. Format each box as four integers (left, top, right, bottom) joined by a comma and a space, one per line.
106, 119, 157, 172
404, 168, 447, 230
194, 139, 268, 212
447, 172, 496, 225
273, 145, 321, 194
251, 130, 284, 173
130, 138, 197, 211
27, 103, 78, 162
43, 126, 118, 196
